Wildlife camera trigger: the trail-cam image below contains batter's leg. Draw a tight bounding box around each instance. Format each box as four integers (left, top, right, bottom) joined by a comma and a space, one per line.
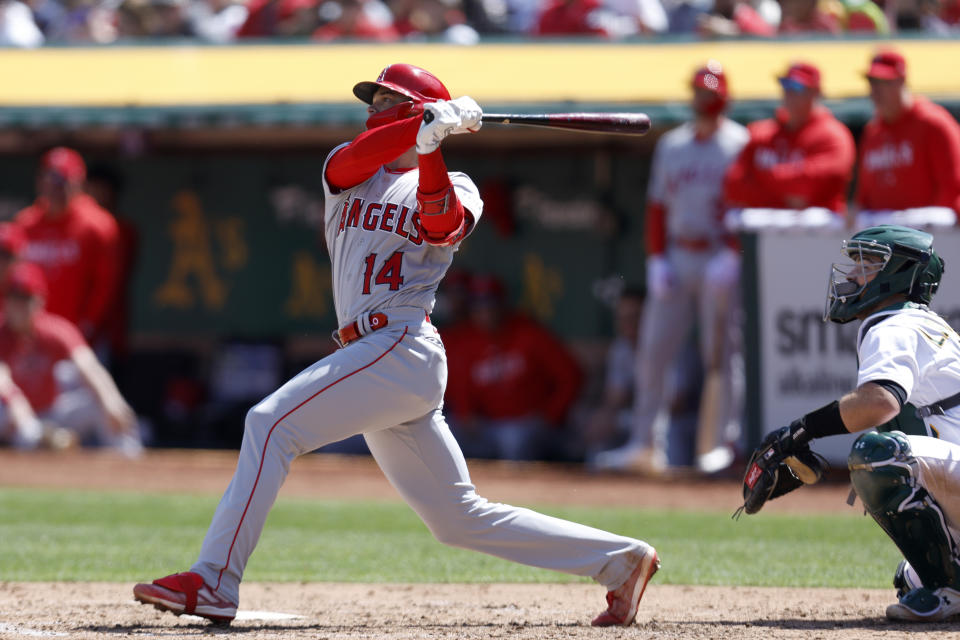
366, 409, 652, 588
190, 328, 445, 604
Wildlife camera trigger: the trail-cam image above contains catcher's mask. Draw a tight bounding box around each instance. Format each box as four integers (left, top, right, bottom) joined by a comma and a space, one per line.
824, 225, 944, 324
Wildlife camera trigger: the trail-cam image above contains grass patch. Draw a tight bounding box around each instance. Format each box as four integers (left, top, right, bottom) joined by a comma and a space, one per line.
0, 488, 899, 587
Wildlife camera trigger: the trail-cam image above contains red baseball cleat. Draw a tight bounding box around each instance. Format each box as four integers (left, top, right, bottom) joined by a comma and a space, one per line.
133, 571, 237, 624
591, 546, 660, 627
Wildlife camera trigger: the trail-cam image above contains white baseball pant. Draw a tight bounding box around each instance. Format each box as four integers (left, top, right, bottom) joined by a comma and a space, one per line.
190, 307, 648, 605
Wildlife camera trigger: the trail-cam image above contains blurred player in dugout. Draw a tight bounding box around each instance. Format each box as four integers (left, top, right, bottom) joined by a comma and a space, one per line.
854, 49, 960, 226
13, 147, 122, 351
443, 274, 582, 461
0, 262, 141, 454
724, 61, 856, 216
593, 62, 748, 475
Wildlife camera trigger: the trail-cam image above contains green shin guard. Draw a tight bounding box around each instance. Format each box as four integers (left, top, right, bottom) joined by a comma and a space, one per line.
849, 431, 960, 590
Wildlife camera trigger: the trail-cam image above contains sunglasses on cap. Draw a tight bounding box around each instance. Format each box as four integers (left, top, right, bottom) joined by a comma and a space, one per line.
779, 77, 812, 93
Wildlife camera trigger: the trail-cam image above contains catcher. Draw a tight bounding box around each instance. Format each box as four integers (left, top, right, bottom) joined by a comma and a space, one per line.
738, 225, 960, 622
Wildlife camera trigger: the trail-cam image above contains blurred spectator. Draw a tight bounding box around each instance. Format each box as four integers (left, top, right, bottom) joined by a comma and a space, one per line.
393, 0, 481, 41
943, 0, 960, 23
697, 0, 776, 36
777, 0, 841, 32
893, 0, 953, 30
602, 0, 668, 36
237, 0, 318, 37
444, 275, 582, 461
0, 262, 141, 454
855, 50, 960, 218
503, 0, 542, 30
582, 287, 644, 457
914, 0, 960, 32
823, 0, 888, 32
0, 0, 44, 46
33, 0, 117, 42
24, 0, 63, 37
663, 0, 712, 31
116, 0, 191, 37
533, 0, 611, 36
724, 61, 855, 214
593, 62, 748, 475
314, 0, 398, 39
186, 0, 249, 41
14, 147, 122, 344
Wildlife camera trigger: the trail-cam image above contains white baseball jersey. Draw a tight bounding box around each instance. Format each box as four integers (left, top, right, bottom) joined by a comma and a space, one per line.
857, 304, 960, 442
647, 118, 748, 242
322, 143, 483, 326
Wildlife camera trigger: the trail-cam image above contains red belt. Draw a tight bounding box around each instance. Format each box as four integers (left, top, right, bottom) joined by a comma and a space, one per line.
337, 311, 431, 346
673, 237, 713, 251
338, 312, 389, 346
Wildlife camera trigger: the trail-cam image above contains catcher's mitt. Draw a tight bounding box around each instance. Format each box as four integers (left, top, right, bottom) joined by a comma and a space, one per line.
733, 427, 826, 519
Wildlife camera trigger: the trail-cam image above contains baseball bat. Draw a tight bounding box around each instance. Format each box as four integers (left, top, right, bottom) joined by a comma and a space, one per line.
481, 113, 651, 136
422, 110, 651, 136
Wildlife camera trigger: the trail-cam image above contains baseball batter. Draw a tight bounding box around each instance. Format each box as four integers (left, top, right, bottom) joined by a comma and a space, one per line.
133, 64, 658, 627
738, 225, 960, 622
593, 62, 748, 473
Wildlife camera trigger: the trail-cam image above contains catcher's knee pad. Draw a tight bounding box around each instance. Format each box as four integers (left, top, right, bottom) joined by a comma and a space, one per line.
849, 431, 960, 590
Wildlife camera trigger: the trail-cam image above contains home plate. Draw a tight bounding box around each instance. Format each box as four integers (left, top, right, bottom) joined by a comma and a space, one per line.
184, 610, 304, 622
0, 623, 67, 637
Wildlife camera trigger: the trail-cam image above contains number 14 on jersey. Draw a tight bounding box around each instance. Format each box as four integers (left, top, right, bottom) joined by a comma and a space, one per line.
362, 251, 405, 294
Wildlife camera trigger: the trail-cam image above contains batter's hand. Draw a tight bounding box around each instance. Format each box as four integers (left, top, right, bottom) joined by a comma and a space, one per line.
704, 247, 741, 289
646, 255, 673, 299
417, 101, 460, 154
448, 96, 483, 134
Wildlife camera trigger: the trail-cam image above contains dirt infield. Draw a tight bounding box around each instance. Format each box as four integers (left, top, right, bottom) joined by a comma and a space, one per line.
1, 449, 954, 639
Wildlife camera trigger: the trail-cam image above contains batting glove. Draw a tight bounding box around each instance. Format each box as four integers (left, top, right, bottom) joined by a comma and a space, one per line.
704, 247, 741, 288
646, 255, 673, 300
449, 96, 483, 134
417, 101, 460, 154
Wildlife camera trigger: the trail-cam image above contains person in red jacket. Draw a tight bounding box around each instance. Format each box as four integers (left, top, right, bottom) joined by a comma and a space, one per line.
855, 50, 960, 216
0, 262, 140, 454
444, 275, 582, 461
724, 62, 856, 215
15, 148, 121, 343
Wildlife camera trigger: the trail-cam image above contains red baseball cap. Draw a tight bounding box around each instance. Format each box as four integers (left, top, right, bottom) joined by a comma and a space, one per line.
40, 147, 86, 183
0, 223, 26, 257
866, 50, 907, 80
3, 262, 48, 299
778, 62, 821, 92
692, 61, 729, 100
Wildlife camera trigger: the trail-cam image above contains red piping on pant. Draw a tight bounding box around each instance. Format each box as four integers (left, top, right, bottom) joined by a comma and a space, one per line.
214, 327, 409, 591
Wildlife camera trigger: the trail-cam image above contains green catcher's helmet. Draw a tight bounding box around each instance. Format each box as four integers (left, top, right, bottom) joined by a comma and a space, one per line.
825, 225, 945, 324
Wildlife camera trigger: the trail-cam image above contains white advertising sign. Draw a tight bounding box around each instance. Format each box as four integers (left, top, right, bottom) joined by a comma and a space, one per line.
756, 228, 960, 464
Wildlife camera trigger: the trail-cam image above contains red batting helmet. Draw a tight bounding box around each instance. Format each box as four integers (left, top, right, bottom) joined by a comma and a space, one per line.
691, 61, 729, 115
353, 64, 451, 105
